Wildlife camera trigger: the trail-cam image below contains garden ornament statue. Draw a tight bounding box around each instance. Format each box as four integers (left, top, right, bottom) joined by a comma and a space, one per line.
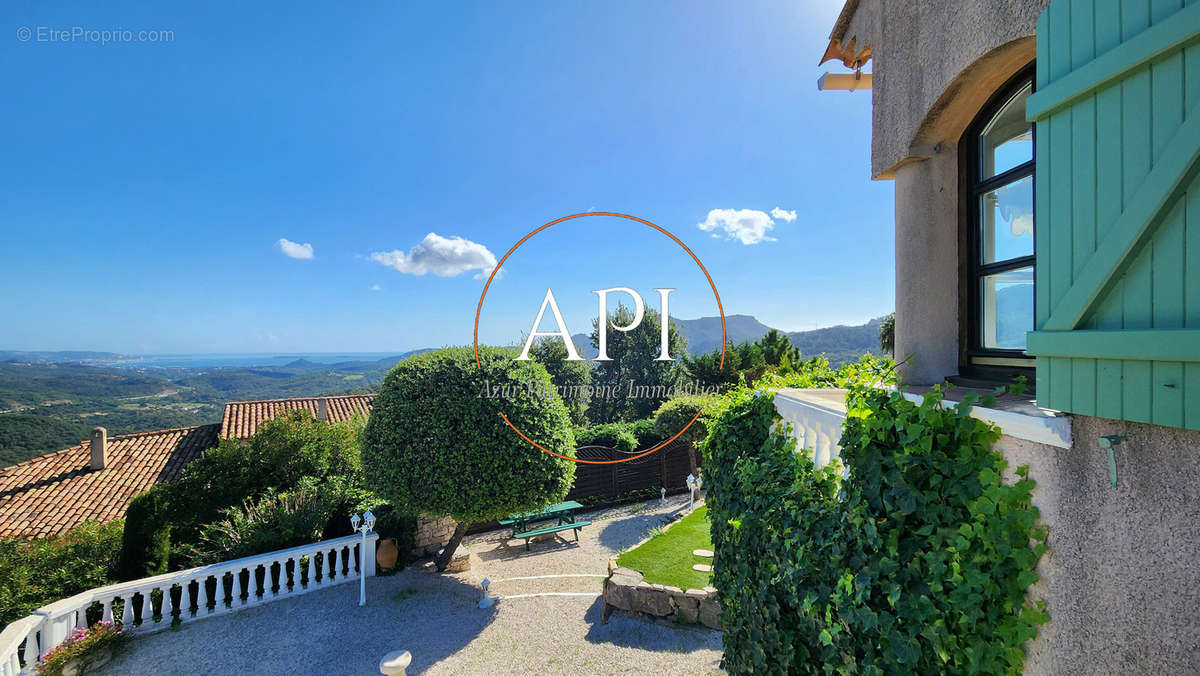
685, 474, 702, 511
660, 487, 667, 504
351, 509, 376, 606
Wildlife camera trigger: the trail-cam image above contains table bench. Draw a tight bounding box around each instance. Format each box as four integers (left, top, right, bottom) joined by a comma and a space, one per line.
500, 500, 590, 551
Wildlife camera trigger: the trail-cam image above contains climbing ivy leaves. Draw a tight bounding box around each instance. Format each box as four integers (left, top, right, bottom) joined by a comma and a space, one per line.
703, 385, 1048, 675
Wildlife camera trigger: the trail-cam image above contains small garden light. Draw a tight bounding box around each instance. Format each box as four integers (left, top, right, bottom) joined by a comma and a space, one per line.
352, 510, 377, 606
479, 578, 496, 608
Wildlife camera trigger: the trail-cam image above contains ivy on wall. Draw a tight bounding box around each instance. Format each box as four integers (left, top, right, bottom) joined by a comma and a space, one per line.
703, 385, 1048, 674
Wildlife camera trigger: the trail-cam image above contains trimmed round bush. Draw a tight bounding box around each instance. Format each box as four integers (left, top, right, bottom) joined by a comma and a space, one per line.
361, 346, 576, 569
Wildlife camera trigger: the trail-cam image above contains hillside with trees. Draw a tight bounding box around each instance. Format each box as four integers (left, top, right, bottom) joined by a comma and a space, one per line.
0, 357, 404, 467
0, 313, 888, 466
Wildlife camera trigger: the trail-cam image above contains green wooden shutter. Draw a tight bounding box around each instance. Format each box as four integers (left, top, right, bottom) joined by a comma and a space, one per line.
1025, 0, 1200, 429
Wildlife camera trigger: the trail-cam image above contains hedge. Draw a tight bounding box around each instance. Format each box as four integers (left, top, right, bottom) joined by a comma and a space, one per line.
0, 521, 123, 628
574, 422, 637, 452
116, 486, 171, 580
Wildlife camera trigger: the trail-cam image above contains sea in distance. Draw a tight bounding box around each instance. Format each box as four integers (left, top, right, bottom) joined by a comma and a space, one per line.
114, 353, 403, 368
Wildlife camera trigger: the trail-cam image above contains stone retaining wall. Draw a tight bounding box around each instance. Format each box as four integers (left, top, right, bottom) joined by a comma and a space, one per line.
603, 558, 721, 630
412, 514, 456, 556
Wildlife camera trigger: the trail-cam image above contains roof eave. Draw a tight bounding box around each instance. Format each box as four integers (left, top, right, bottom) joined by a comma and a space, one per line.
819, 0, 871, 68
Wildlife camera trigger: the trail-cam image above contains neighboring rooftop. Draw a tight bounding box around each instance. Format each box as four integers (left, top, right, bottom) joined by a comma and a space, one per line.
0, 424, 219, 538
220, 394, 375, 439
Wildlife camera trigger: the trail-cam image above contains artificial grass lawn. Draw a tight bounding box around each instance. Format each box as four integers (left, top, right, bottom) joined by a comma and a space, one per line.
616, 505, 713, 590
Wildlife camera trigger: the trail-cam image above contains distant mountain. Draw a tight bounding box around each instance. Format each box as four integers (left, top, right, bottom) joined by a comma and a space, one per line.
787, 316, 887, 359
671, 315, 774, 354
567, 314, 886, 363
568, 314, 772, 359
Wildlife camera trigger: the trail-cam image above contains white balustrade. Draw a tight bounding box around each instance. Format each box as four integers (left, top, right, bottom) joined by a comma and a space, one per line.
772, 388, 850, 469
0, 532, 377, 675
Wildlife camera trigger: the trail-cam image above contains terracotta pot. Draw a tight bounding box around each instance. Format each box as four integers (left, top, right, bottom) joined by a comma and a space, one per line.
376, 538, 399, 570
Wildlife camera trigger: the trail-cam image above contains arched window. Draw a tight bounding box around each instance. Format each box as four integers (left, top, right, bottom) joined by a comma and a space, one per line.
962, 66, 1035, 377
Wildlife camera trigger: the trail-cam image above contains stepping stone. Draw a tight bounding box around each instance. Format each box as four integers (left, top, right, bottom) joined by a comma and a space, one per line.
693, 549, 714, 558
692, 563, 712, 573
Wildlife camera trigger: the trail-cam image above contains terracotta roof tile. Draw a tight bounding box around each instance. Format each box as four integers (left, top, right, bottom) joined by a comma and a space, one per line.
0, 424, 219, 539
220, 394, 374, 439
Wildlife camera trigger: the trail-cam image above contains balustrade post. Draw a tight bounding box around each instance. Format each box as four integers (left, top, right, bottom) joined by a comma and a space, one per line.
141, 590, 152, 625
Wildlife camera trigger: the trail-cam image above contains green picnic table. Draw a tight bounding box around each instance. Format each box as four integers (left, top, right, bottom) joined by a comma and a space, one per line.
499, 500, 591, 550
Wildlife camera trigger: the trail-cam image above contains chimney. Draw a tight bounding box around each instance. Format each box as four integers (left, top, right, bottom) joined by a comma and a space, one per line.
90, 427, 107, 471
316, 398, 329, 422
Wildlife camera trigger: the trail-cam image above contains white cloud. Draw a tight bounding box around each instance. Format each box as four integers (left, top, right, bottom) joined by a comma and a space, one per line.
277, 238, 314, 260
770, 207, 797, 222
370, 232, 499, 279
697, 208, 780, 245
369, 284, 382, 291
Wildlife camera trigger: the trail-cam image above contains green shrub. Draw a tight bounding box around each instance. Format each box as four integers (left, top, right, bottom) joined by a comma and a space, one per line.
119, 410, 370, 572
117, 486, 171, 580
369, 504, 417, 556
627, 418, 659, 449
34, 620, 124, 675
652, 394, 725, 471
183, 485, 336, 564
0, 521, 123, 628
164, 409, 363, 546
362, 346, 576, 570
179, 474, 401, 566
703, 385, 1047, 675
756, 353, 896, 390
653, 394, 725, 445
573, 418, 660, 451
574, 422, 637, 452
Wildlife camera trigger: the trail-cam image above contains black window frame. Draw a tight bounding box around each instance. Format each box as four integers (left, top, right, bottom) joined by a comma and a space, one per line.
958, 64, 1037, 384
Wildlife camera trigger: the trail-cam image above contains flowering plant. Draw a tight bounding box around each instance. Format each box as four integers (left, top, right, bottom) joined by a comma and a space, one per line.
35, 620, 125, 676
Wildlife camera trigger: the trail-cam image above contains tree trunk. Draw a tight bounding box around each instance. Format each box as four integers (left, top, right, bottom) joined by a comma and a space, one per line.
435, 521, 471, 572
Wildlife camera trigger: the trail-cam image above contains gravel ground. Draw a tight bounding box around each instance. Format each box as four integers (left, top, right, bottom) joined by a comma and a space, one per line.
99, 496, 722, 675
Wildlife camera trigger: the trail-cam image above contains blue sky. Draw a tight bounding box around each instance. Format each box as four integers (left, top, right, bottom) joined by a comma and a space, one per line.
0, 0, 894, 354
